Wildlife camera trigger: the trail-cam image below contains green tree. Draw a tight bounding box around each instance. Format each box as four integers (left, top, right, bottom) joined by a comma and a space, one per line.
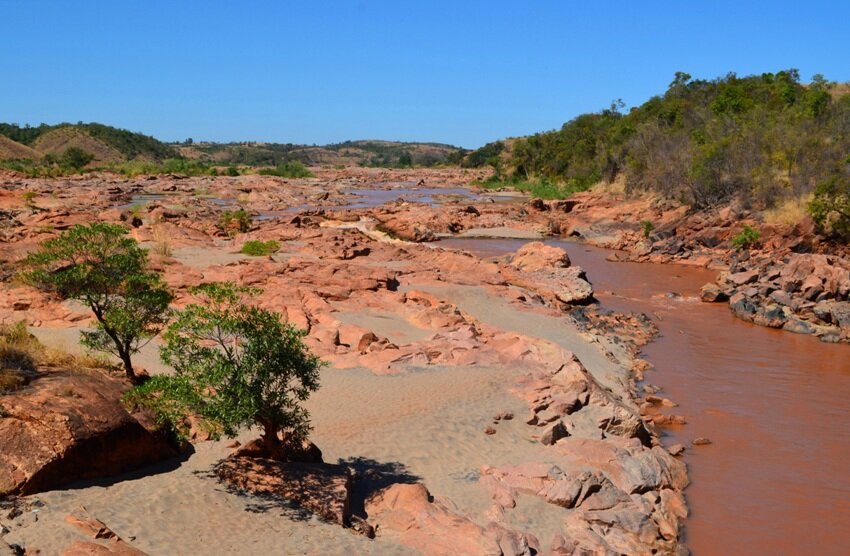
21, 223, 172, 383
128, 282, 323, 460
809, 173, 850, 237
60, 147, 95, 170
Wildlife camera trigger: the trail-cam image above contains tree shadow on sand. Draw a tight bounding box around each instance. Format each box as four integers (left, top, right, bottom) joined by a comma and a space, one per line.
338, 456, 421, 519
194, 466, 315, 522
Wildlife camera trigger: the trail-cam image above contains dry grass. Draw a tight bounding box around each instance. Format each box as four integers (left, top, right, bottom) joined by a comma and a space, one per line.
0, 321, 115, 394
763, 194, 813, 226
590, 174, 627, 195
151, 225, 173, 257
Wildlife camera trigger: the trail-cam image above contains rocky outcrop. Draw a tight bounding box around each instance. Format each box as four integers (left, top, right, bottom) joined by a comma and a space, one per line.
62, 513, 148, 556
704, 252, 850, 342
0, 369, 179, 495
365, 483, 538, 556
501, 242, 594, 306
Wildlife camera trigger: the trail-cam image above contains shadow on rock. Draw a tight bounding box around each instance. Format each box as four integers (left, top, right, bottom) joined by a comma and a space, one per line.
337, 456, 421, 518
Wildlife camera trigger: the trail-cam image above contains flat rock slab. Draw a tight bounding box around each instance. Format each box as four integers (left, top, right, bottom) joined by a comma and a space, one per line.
216, 456, 352, 526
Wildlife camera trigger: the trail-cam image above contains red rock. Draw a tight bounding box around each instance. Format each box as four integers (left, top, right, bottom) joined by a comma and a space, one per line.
0, 369, 179, 495
365, 483, 536, 555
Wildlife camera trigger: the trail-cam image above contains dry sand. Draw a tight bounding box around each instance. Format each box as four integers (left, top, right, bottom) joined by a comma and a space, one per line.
9, 277, 622, 555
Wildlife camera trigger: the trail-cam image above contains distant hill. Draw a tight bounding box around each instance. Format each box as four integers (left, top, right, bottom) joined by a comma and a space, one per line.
179, 139, 465, 168
0, 123, 178, 162
0, 135, 40, 160
32, 127, 123, 164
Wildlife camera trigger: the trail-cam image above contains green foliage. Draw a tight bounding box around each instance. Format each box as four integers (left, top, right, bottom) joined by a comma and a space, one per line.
462, 141, 505, 170
60, 147, 95, 170
809, 173, 850, 238
21, 191, 37, 208
225, 166, 240, 176
126, 282, 323, 456
218, 208, 252, 236
257, 161, 314, 178
240, 240, 280, 256
20, 223, 172, 383
503, 71, 850, 210
0, 122, 178, 161
731, 224, 761, 249
475, 175, 592, 200
640, 220, 655, 238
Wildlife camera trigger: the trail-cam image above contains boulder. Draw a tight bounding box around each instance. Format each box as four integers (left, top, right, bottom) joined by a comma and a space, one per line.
0, 369, 179, 495
509, 242, 571, 271
700, 283, 727, 303
365, 483, 536, 556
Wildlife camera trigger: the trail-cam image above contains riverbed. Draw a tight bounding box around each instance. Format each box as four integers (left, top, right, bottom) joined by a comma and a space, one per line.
440, 237, 850, 555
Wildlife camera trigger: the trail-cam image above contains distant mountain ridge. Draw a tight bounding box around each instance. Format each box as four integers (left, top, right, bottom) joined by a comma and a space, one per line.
0, 122, 466, 168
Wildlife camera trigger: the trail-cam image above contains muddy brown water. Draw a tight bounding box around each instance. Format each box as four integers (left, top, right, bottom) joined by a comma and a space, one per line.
440, 237, 850, 555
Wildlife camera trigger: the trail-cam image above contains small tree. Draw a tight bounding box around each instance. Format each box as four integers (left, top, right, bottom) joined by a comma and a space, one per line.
60, 147, 95, 170
21, 223, 172, 383
128, 282, 322, 460
809, 174, 850, 238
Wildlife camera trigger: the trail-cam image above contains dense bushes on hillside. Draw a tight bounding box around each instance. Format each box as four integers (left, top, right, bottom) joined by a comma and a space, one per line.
466, 70, 850, 210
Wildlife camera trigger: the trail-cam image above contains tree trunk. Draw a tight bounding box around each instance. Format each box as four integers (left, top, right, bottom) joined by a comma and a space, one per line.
119, 351, 139, 385
261, 422, 286, 461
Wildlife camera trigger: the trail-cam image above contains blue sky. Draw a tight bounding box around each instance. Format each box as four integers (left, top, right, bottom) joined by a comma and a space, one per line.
2, 1, 849, 148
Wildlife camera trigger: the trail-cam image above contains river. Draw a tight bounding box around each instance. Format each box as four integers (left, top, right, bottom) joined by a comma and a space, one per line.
439, 237, 850, 555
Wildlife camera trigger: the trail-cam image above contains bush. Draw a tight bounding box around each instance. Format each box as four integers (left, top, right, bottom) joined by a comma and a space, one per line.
218, 208, 252, 236
257, 161, 313, 178
225, 166, 240, 176
809, 174, 850, 238
240, 240, 280, 256
126, 282, 323, 458
640, 220, 655, 238
731, 224, 761, 249
60, 147, 95, 170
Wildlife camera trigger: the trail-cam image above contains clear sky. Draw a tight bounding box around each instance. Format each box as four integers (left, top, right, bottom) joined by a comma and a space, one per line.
2, 1, 849, 148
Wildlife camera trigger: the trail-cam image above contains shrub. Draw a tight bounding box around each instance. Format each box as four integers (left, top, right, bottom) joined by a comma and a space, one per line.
257, 161, 313, 178
640, 220, 655, 238
225, 166, 240, 177
126, 282, 323, 458
218, 208, 252, 236
808, 174, 850, 238
731, 224, 761, 249
240, 240, 280, 256
60, 147, 95, 170
20, 223, 173, 383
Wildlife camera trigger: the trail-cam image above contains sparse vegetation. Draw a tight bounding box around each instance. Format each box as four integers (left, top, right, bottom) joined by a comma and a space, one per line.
218, 208, 253, 236
731, 224, 761, 249
257, 161, 314, 178
809, 171, 850, 238
151, 225, 173, 257
240, 240, 280, 256
640, 220, 655, 238
0, 321, 114, 394
21, 223, 173, 384
474, 176, 586, 200
22, 191, 37, 208
126, 282, 323, 458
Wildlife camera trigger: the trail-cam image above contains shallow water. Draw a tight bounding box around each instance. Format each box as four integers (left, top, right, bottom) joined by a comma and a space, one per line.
440, 237, 850, 556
